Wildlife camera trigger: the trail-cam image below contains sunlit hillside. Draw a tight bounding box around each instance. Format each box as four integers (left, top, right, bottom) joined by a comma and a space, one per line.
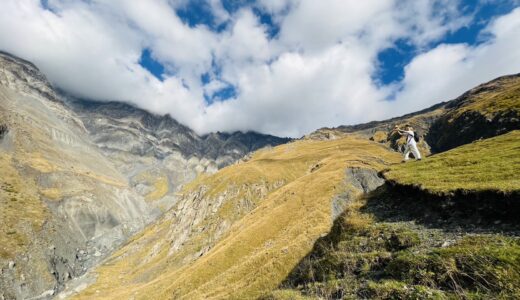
71, 136, 401, 299
266, 131, 520, 299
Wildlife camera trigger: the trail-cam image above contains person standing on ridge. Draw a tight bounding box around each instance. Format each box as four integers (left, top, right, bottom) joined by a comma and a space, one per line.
394, 125, 422, 162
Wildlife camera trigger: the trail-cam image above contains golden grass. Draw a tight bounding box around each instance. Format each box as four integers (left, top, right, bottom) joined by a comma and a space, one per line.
371, 131, 388, 143
145, 177, 170, 201
73, 135, 401, 300
452, 76, 520, 119
0, 153, 48, 259
40, 188, 62, 201
384, 130, 520, 193
27, 152, 58, 173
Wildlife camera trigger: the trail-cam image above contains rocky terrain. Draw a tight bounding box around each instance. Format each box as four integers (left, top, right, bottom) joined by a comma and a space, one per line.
1, 49, 519, 300
0, 51, 289, 299
308, 73, 520, 156
64, 98, 290, 211
68, 72, 519, 299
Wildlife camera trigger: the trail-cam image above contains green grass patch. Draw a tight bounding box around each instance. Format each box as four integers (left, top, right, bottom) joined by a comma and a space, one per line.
258, 289, 315, 300
384, 131, 520, 193
386, 236, 520, 298
360, 280, 448, 300
274, 191, 520, 300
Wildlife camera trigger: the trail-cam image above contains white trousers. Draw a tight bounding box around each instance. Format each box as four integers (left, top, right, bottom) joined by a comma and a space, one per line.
404, 143, 421, 160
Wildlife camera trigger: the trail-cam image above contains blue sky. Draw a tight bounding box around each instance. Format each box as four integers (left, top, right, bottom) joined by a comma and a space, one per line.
376, 1, 520, 85
142, 0, 520, 100
1, 0, 520, 137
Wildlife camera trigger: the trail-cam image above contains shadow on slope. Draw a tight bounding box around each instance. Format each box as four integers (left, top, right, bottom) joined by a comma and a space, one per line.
267, 184, 520, 300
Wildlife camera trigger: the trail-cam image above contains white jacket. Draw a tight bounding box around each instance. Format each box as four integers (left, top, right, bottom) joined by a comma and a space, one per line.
403, 130, 416, 145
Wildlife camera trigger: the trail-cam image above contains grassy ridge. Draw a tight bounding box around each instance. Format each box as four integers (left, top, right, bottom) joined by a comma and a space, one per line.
265, 131, 520, 300
73, 136, 401, 299
452, 75, 520, 119
384, 130, 520, 193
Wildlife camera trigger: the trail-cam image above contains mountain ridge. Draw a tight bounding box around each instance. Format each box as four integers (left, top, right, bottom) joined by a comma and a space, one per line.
68, 71, 519, 299
0, 51, 290, 299
1, 50, 519, 299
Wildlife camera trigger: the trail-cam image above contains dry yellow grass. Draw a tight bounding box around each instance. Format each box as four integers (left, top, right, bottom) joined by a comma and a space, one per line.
452, 76, 520, 119
145, 177, 170, 201
0, 153, 48, 258
371, 131, 388, 143
73, 135, 401, 300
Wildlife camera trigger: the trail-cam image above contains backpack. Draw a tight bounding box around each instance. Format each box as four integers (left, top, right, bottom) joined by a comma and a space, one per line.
413, 131, 420, 142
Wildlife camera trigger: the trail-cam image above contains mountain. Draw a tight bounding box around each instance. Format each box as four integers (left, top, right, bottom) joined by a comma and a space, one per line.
267, 130, 520, 300
1, 51, 519, 300
308, 73, 520, 155
64, 97, 290, 211
0, 51, 289, 300
64, 73, 519, 299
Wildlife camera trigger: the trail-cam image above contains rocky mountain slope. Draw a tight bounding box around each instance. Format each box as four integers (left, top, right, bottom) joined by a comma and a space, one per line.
308, 73, 520, 156
266, 131, 520, 299
1, 50, 519, 300
64, 98, 290, 211
0, 51, 289, 299
66, 134, 402, 299
67, 73, 519, 299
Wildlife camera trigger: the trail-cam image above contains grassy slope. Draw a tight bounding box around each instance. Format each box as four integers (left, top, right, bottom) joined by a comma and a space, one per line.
452, 75, 520, 119
73, 136, 401, 299
384, 130, 520, 193
267, 193, 520, 300
266, 131, 520, 300
0, 153, 48, 259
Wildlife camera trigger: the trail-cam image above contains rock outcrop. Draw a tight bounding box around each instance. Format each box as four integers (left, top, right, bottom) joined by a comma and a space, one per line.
0, 51, 289, 299
307, 73, 520, 157
427, 74, 520, 152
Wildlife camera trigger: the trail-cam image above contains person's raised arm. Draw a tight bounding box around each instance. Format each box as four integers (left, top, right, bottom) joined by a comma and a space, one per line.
393, 126, 405, 136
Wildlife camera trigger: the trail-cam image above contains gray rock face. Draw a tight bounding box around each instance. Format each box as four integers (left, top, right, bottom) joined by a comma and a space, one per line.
66, 99, 289, 166
0, 52, 155, 299
62, 97, 290, 212
331, 168, 385, 219
0, 51, 290, 299
426, 74, 520, 153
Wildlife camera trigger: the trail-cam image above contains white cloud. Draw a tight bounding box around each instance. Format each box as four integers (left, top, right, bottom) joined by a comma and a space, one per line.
0, 0, 519, 138
393, 7, 520, 115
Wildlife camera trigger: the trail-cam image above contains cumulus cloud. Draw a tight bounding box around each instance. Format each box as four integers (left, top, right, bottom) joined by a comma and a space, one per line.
0, 0, 519, 137
393, 7, 520, 115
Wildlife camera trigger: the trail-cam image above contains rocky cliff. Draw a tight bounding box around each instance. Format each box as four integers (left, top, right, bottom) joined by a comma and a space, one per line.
0, 51, 289, 299
0, 51, 153, 299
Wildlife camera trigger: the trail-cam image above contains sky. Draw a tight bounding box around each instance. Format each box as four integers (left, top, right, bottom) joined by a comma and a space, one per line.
1, 0, 520, 137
